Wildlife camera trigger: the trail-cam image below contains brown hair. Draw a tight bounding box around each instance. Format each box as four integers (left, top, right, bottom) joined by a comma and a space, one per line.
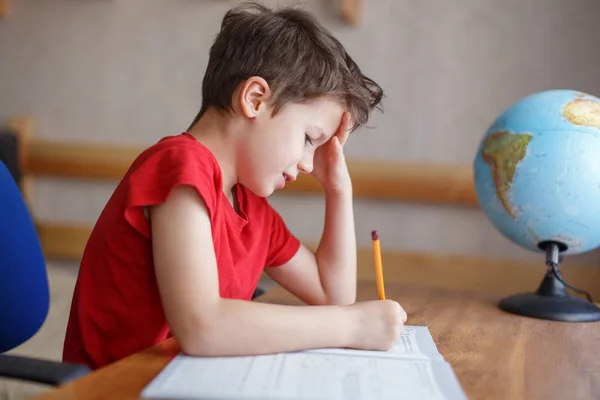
189, 1, 383, 131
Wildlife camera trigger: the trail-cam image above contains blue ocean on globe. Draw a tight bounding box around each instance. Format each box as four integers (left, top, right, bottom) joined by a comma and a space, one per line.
473, 89, 600, 255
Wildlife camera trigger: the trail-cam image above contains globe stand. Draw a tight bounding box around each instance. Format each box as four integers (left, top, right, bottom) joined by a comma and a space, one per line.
498, 241, 600, 322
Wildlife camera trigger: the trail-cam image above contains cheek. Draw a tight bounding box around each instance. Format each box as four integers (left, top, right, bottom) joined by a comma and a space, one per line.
275, 131, 305, 159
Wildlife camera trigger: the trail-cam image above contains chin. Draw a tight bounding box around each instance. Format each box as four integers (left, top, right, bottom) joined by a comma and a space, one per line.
244, 183, 274, 198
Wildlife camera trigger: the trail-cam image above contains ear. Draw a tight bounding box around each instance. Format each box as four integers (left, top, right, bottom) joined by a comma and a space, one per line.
238, 76, 271, 119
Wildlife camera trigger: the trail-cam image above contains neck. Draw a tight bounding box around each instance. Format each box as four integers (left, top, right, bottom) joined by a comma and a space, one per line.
186, 108, 241, 195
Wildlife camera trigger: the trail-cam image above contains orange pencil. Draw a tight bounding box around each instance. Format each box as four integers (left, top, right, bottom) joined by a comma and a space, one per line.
371, 230, 386, 300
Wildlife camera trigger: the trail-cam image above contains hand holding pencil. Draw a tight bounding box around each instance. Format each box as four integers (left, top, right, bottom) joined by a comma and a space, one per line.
342, 229, 407, 352
346, 229, 406, 351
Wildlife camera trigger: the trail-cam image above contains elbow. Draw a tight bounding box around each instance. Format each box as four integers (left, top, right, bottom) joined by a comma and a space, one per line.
178, 330, 219, 357
171, 305, 224, 357
177, 322, 223, 357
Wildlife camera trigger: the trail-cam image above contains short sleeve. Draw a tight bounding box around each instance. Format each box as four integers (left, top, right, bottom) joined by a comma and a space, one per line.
264, 203, 301, 267
123, 140, 220, 238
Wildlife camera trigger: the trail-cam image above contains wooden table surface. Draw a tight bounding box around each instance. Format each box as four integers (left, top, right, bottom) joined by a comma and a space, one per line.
35, 281, 600, 400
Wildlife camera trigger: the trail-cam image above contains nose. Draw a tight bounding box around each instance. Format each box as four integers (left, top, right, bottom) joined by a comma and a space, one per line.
298, 161, 313, 174
298, 154, 313, 174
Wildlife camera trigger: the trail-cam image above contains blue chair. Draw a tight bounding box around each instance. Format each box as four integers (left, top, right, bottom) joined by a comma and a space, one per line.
0, 157, 90, 385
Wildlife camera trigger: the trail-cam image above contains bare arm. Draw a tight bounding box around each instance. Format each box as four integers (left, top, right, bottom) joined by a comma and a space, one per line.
316, 186, 357, 303
264, 186, 356, 306
150, 185, 358, 357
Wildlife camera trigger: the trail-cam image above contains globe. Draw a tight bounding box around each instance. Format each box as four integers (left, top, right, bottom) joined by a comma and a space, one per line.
473, 89, 600, 322
473, 89, 600, 256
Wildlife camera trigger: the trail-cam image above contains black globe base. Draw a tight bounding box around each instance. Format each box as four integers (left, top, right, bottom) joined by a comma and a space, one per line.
498, 241, 600, 322
499, 292, 600, 322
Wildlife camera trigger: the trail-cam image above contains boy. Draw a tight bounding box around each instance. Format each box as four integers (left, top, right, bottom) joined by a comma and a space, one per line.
63, 1, 407, 370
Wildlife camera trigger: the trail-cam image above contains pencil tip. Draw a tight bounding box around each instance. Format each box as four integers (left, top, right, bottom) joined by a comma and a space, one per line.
371, 230, 378, 240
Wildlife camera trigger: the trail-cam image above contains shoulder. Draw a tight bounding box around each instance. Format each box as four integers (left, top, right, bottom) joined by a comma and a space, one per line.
129, 133, 221, 180
118, 133, 225, 236
124, 133, 224, 200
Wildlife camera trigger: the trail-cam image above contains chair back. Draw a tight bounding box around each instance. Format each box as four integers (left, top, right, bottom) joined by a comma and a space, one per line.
0, 160, 49, 353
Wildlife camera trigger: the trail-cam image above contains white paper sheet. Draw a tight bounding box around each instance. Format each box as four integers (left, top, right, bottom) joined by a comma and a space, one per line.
141, 326, 467, 400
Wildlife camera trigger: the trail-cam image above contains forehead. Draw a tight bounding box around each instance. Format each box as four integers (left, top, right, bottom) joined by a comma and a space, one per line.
284, 98, 344, 129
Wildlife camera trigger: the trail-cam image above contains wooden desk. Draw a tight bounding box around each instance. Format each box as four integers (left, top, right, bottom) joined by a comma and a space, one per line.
35, 281, 600, 400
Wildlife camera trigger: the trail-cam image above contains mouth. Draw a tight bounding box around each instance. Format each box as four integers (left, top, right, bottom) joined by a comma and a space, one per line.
283, 173, 296, 182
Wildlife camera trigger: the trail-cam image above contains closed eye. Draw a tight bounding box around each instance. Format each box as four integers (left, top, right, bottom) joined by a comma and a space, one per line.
305, 134, 313, 145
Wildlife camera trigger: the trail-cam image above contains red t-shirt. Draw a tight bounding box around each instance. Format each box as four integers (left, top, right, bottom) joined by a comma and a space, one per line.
62, 132, 300, 369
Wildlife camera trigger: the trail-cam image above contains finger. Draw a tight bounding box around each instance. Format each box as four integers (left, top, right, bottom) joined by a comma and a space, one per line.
397, 305, 408, 323
340, 112, 352, 145
334, 136, 346, 161
337, 112, 352, 146
329, 136, 341, 157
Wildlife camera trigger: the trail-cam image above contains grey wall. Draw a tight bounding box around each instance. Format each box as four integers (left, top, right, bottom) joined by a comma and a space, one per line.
1, 0, 599, 265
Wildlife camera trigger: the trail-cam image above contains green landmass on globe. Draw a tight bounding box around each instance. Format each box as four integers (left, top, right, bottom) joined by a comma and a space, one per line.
480, 98, 600, 221
481, 131, 533, 219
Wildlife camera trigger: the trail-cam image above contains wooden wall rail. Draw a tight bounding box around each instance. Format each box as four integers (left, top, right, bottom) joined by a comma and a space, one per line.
24, 138, 479, 206
36, 221, 600, 299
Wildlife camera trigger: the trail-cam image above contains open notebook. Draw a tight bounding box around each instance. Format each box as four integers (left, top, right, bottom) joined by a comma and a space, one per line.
141, 326, 467, 400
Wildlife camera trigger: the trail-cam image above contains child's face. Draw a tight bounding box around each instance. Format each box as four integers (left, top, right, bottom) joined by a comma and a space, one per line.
238, 96, 344, 197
